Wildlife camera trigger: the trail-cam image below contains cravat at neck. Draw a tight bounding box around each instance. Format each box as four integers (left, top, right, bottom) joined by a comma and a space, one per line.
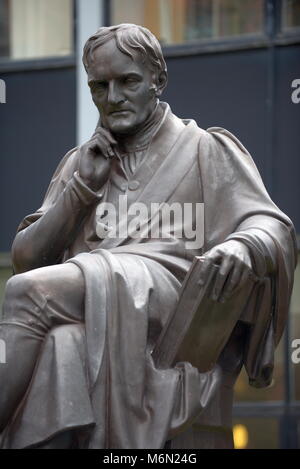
116, 102, 164, 155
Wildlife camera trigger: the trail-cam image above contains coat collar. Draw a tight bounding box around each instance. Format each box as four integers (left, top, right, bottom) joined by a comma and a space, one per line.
109, 102, 186, 205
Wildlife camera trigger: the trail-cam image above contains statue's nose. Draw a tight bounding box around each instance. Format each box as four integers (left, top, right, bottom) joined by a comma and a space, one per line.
107, 81, 124, 105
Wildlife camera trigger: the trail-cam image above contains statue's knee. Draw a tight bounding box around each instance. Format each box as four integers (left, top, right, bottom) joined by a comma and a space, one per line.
4, 273, 40, 303
2, 273, 45, 323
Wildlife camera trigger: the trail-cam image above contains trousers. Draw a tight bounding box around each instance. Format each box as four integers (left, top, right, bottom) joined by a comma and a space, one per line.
0, 263, 85, 444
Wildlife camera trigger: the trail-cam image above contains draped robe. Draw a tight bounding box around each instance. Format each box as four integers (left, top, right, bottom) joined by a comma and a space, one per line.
1, 103, 296, 449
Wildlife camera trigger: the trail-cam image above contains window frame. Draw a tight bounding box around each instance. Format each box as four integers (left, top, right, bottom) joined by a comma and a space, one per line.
106, 0, 300, 58
279, 0, 300, 35
0, 0, 77, 72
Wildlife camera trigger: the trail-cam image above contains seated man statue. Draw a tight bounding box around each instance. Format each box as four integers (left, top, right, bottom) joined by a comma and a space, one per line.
0, 24, 296, 449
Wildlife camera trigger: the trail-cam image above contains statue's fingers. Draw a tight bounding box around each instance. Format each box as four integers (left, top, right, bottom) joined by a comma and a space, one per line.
95, 133, 116, 159
239, 266, 252, 287
87, 137, 101, 154
98, 127, 117, 145
212, 256, 233, 301
198, 248, 225, 286
93, 136, 112, 159
197, 256, 214, 286
94, 127, 117, 145
107, 146, 115, 159
219, 260, 243, 302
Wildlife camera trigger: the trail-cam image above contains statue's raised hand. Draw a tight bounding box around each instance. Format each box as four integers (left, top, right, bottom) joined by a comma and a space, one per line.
198, 240, 253, 303
78, 127, 117, 192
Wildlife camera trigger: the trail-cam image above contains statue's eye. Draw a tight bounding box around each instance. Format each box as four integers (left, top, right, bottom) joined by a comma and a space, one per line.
124, 77, 139, 85
90, 81, 107, 93
96, 81, 107, 89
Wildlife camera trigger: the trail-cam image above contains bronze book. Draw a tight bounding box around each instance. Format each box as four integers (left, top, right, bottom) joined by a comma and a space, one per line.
152, 256, 257, 372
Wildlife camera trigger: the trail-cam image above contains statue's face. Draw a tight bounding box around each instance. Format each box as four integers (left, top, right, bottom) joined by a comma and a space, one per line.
87, 39, 157, 135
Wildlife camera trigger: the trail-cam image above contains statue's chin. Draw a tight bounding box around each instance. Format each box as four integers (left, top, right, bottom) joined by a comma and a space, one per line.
110, 124, 132, 135
105, 116, 135, 136
109, 121, 140, 137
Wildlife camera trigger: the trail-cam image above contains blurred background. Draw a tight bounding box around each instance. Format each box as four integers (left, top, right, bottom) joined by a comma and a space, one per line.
0, 0, 299, 449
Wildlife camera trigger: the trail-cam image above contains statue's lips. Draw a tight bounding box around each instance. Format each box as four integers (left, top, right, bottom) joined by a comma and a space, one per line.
109, 110, 132, 116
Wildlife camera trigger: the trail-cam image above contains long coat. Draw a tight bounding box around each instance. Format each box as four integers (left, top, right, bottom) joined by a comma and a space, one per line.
1, 103, 296, 448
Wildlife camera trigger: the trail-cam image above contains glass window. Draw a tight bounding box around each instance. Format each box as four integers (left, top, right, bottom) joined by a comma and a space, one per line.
282, 0, 300, 31
232, 418, 279, 449
111, 0, 264, 45
0, 0, 74, 60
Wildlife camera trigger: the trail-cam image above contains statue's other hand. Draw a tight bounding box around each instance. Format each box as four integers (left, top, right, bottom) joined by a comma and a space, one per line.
78, 127, 117, 192
198, 240, 253, 303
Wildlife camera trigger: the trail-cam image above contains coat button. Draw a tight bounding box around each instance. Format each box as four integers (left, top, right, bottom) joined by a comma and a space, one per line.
128, 180, 140, 191
120, 182, 128, 191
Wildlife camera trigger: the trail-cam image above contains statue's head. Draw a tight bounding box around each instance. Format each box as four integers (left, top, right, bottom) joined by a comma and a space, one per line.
82, 24, 168, 135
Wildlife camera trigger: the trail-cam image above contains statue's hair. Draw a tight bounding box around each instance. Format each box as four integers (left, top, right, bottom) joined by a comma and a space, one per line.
82, 23, 167, 77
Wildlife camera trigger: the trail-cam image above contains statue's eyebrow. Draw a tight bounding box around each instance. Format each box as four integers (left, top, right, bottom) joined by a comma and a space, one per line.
88, 79, 107, 87
88, 71, 142, 86
119, 71, 143, 79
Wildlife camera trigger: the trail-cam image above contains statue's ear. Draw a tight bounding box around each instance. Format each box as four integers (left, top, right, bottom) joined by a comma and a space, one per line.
155, 71, 168, 97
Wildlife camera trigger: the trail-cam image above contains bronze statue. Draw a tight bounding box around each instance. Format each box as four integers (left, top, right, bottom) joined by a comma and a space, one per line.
0, 24, 296, 449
